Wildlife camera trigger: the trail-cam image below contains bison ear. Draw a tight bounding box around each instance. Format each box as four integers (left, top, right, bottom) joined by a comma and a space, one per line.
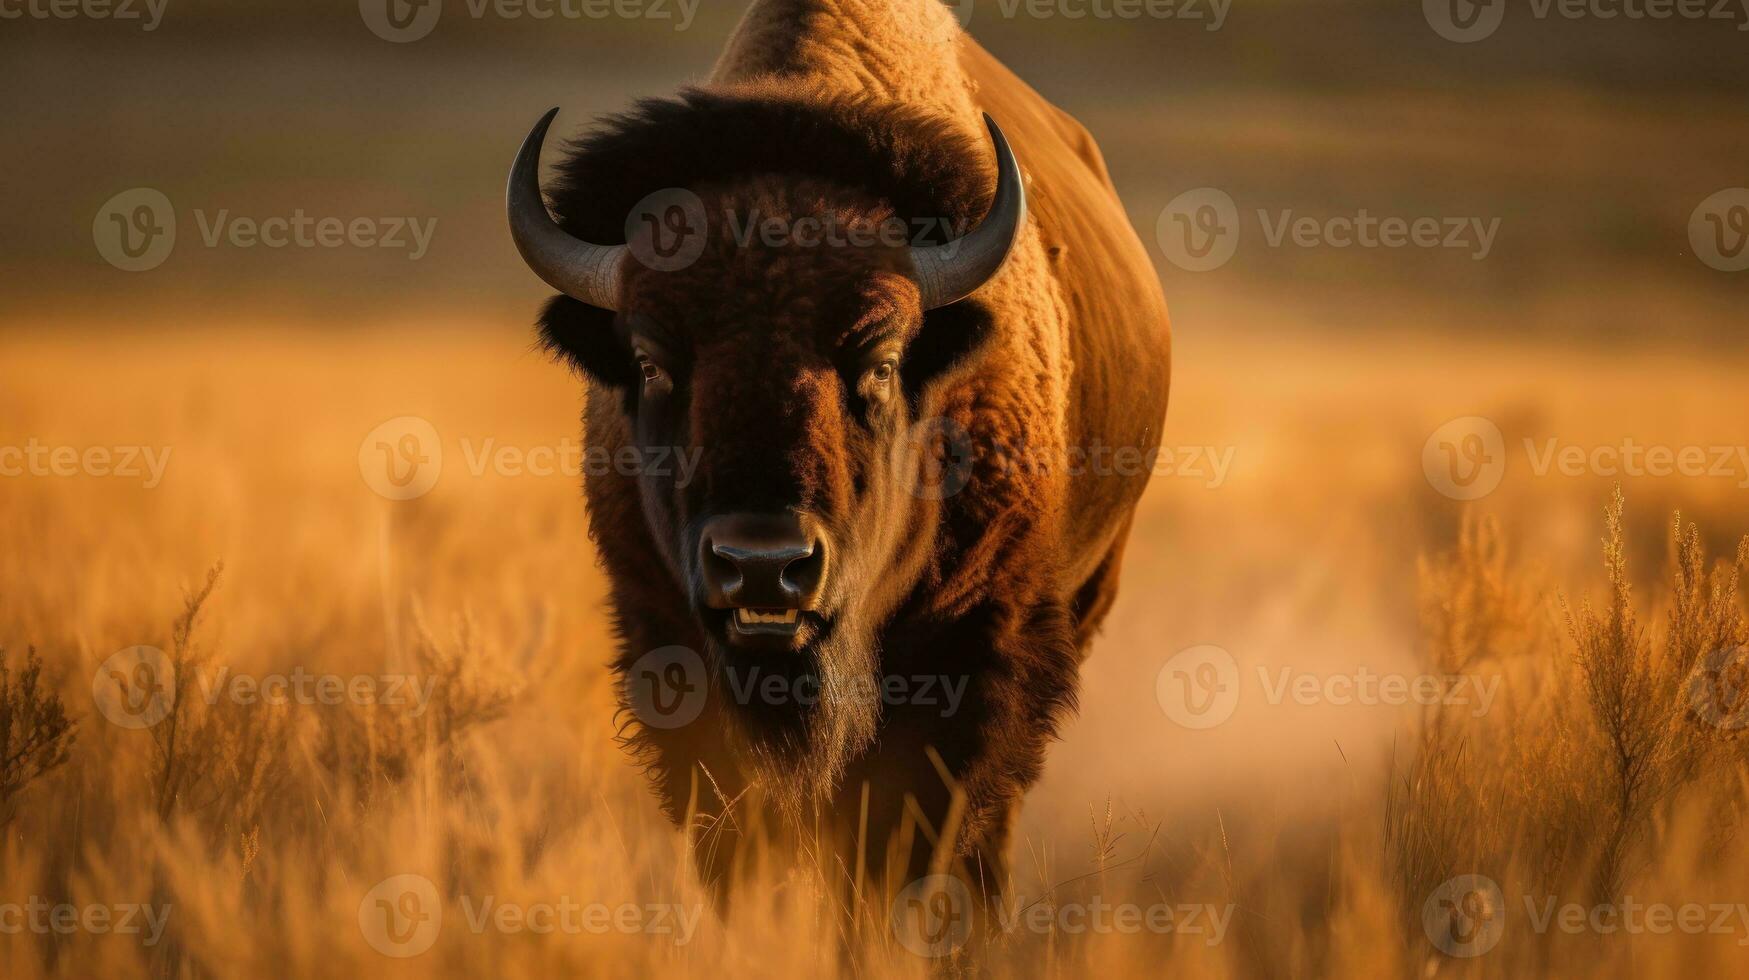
903, 299, 998, 401
537, 295, 638, 389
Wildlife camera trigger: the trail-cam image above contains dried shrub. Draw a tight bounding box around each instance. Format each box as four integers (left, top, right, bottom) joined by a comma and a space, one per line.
0, 647, 76, 825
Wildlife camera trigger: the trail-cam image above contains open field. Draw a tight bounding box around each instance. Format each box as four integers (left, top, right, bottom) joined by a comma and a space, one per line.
4, 318, 1749, 976
4, 0, 1748, 974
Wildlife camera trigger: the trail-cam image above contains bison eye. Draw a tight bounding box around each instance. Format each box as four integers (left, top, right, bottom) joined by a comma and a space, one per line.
638, 356, 667, 386
870, 361, 897, 385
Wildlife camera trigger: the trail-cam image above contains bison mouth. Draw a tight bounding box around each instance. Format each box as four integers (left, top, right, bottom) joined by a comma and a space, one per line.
733, 606, 799, 634
706, 606, 828, 650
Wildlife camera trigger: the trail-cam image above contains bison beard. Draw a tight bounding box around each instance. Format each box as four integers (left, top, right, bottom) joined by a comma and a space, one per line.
710, 613, 881, 815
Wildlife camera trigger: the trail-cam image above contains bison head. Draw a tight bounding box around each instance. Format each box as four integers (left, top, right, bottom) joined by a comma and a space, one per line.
508, 107, 1025, 801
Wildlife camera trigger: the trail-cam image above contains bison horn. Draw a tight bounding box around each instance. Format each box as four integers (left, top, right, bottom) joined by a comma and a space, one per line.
911, 113, 1029, 309
507, 107, 628, 312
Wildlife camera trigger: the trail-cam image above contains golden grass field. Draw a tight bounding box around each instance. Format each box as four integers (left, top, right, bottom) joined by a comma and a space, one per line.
4, 314, 1749, 977
2, 4, 1746, 977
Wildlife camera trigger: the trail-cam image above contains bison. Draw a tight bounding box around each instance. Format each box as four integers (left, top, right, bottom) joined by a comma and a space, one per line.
508, 0, 1171, 908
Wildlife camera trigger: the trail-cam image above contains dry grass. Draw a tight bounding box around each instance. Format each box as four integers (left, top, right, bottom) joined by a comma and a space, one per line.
3, 325, 1749, 977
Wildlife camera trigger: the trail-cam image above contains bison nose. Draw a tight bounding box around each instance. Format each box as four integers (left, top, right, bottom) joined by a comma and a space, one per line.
698, 513, 827, 610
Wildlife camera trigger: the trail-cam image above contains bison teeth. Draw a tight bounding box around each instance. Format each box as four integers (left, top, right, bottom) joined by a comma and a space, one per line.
735, 608, 799, 627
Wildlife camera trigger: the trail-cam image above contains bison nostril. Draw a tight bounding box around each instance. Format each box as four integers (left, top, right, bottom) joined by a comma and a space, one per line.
698, 515, 828, 609
702, 540, 742, 594
781, 541, 825, 601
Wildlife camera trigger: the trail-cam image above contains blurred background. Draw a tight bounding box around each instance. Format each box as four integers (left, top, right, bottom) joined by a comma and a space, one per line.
2, 1, 1748, 975
2, 0, 1744, 333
